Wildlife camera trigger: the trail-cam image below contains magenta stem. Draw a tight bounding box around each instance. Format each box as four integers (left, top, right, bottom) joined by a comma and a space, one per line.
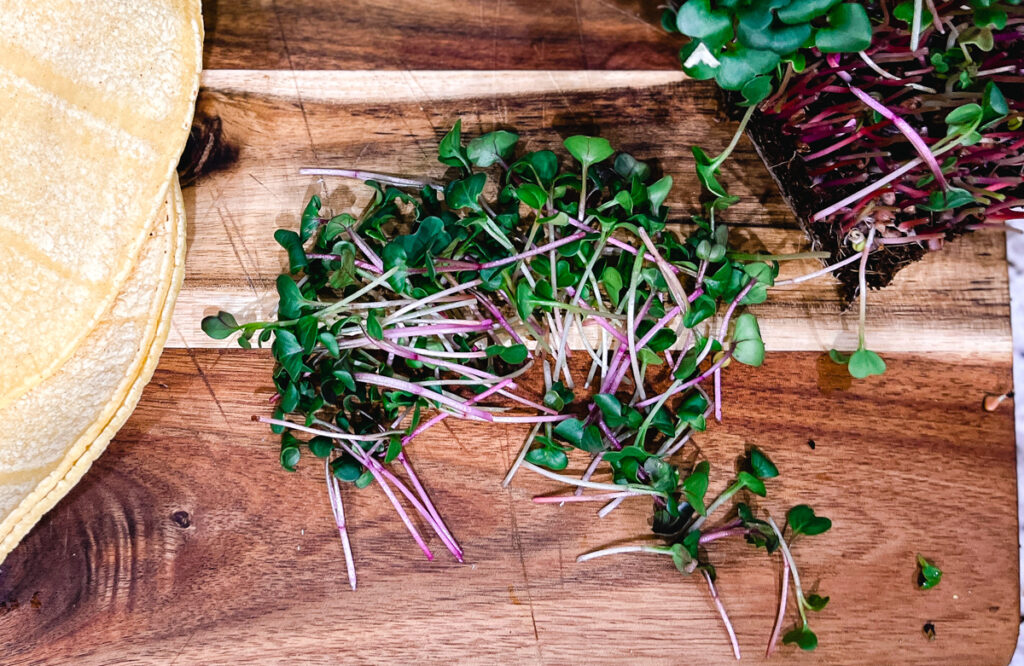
397, 451, 462, 559
481, 231, 587, 269
402, 379, 513, 445
533, 491, 646, 503
635, 350, 733, 408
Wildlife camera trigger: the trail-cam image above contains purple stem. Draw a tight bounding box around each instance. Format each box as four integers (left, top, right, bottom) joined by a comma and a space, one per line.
397, 452, 462, 559
575, 452, 607, 497
339, 440, 462, 560
588, 316, 628, 345
533, 491, 646, 503
353, 373, 494, 421
402, 378, 514, 445
471, 291, 527, 346
481, 231, 587, 270
703, 569, 741, 661
635, 351, 733, 408
830, 55, 947, 188
347, 227, 384, 271
362, 335, 498, 382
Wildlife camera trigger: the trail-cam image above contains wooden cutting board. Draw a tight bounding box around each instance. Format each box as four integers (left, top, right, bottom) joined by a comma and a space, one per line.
0, 2, 1017, 663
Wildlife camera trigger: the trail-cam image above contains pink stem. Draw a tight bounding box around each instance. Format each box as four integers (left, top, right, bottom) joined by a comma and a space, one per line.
766, 557, 791, 657
481, 231, 587, 269
397, 452, 462, 559
635, 351, 733, 408
703, 569, 741, 661
402, 378, 514, 445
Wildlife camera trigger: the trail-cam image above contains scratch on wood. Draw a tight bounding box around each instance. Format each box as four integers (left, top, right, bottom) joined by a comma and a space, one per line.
216, 208, 260, 299
271, 0, 320, 164
174, 325, 230, 426
247, 173, 279, 201
507, 499, 540, 645
573, 0, 589, 70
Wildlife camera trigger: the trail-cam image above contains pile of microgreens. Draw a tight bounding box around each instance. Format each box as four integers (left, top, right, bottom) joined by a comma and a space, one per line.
203, 122, 856, 656
666, 0, 1023, 378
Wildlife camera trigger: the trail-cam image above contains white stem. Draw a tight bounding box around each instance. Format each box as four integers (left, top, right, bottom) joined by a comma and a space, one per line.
575, 544, 665, 563
703, 570, 742, 661
501, 423, 542, 487
325, 458, 357, 590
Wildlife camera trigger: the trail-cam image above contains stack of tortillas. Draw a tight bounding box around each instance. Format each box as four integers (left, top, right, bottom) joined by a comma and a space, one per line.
0, 2, 203, 561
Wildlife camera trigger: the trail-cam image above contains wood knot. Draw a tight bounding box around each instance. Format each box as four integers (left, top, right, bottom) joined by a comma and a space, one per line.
177, 114, 237, 188
171, 511, 192, 529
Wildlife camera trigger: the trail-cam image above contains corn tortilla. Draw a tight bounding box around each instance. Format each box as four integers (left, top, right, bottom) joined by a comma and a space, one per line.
0, 1, 202, 409
0, 178, 186, 562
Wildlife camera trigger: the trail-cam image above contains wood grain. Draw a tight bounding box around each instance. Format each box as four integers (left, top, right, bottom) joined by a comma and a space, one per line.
177, 71, 1011, 353
0, 350, 1015, 664
201, 0, 681, 71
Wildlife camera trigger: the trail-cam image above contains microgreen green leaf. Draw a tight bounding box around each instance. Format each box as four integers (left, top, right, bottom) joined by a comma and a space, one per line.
563, 136, 615, 169
917, 554, 942, 589
787, 504, 832, 536
815, 3, 872, 53
682, 460, 710, 515
201, 311, 239, 340
748, 446, 779, 479
782, 624, 818, 651
467, 130, 518, 167
847, 349, 886, 379
731, 313, 765, 367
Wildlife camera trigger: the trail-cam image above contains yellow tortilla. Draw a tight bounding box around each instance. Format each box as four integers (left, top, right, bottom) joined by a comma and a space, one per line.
0, 178, 186, 561
0, 1, 202, 409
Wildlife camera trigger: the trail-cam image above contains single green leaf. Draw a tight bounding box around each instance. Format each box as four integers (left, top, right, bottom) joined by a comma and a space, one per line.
676, 0, 734, 48
749, 446, 779, 479
778, 0, 841, 24
828, 348, 851, 365
276, 274, 306, 319
788, 504, 833, 536
682, 460, 710, 515
201, 311, 239, 340
438, 119, 469, 169
601, 266, 623, 308
467, 130, 518, 167
737, 470, 767, 497
805, 594, 830, 611
385, 436, 402, 463
648, 175, 672, 214
526, 446, 569, 471
516, 183, 549, 210
732, 313, 765, 367
848, 348, 886, 378
815, 3, 872, 53
445, 172, 487, 212
716, 46, 781, 91
300, 195, 321, 242
332, 454, 363, 482
783, 625, 818, 651
309, 436, 334, 459
274, 228, 308, 274
563, 136, 615, 168
917, 554, 943, 589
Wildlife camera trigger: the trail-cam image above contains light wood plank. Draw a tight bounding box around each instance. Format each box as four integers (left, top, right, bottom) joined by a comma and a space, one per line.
176, 71, 1011, 352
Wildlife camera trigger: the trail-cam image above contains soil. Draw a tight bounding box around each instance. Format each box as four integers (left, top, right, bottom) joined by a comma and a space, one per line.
733, 96, 926, 301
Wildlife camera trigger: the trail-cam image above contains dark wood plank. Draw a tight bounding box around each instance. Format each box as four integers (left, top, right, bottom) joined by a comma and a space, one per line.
202, 0, 681, 71
175, 72, 1010, 352
0, 350, 1016, 664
